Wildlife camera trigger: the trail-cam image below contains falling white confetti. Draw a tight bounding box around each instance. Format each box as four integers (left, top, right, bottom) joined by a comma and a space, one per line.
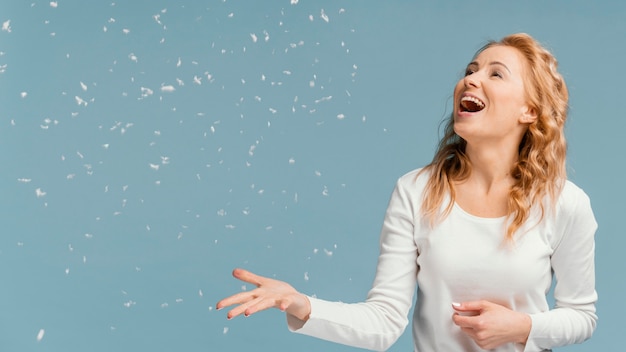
223, 327, 229, 334
49, 2, 58, 8
2, 20, 11, 33
36, 329, 45, 342
140, 86, 153, 98
320, 9, 329, 22
35, 188, 46, 198
160, 85, 175, 92
291, 0, 299, 4
75, 96, 88, 106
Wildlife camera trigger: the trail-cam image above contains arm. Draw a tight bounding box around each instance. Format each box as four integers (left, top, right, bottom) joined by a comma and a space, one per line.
525, 185, 598, 350
218, 175, 419, 351
288, 177, 419, 351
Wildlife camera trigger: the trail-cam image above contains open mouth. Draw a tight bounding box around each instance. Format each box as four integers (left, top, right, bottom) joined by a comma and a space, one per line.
460, 95, 485, 113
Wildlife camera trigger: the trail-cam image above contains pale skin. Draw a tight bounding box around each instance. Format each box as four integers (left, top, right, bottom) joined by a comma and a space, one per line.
216, 268, 311, 322
218, 45, 536, 349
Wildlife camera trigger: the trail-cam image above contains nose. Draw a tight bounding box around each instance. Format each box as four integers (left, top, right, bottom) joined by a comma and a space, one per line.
464, 74, 480, 88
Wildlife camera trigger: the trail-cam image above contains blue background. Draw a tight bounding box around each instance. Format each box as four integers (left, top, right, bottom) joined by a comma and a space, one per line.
1, 1, 624, 351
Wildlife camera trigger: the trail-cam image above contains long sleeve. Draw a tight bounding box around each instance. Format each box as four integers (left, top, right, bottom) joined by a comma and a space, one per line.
524, 182, 598, 351
287, 175, 419, 351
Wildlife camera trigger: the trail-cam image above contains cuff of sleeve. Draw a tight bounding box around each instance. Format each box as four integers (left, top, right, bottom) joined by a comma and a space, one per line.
286, 296, 323, 333
522, 314, 547, 352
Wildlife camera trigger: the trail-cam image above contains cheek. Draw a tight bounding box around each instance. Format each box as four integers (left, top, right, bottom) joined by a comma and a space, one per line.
452, 81, 464, 105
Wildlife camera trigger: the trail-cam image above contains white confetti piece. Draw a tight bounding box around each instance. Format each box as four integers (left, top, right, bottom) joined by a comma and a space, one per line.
2, 20, 11, 33
36, 329, 45, 342
35, 188, 46, 198
160, 85, 175, 92
320, 9, 329, 22
75, 96, 88, 106
50, 2, 58, 8
140, 86, 153, 98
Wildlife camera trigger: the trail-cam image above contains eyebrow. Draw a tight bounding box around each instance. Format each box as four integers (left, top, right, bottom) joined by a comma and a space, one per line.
467, 61, 511, 74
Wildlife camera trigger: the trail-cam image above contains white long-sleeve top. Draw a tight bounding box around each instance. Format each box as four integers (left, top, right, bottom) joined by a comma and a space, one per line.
288, 168, 597, 351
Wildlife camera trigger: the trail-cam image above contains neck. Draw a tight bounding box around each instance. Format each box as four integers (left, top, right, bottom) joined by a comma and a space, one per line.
464, 142, 518, 190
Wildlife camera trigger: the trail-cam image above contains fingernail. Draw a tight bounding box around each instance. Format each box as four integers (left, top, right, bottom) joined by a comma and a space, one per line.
452, 302, 461, 307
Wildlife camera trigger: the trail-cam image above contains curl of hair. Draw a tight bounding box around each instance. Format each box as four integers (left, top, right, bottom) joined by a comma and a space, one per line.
420, 33, 568, 240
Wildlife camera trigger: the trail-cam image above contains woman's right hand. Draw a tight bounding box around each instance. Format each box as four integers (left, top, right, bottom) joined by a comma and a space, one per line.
216, 268, 311, 321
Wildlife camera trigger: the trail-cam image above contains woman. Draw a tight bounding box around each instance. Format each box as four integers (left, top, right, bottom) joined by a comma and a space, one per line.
216, 33, 597, 352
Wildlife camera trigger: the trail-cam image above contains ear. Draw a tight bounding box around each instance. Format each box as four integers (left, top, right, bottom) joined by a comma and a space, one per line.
520, 105, 537, 124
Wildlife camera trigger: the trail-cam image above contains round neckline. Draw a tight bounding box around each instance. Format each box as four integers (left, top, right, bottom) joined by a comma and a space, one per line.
453, 202, 508, 222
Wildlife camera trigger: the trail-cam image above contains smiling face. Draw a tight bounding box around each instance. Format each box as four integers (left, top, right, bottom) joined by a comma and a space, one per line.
453, 45, 537, 147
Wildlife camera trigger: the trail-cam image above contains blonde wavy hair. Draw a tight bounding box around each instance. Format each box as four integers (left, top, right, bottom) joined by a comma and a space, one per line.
421, 33, 569, 239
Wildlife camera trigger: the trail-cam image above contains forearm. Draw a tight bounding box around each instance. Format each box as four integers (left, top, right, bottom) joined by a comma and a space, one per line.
288, 296, 408, 352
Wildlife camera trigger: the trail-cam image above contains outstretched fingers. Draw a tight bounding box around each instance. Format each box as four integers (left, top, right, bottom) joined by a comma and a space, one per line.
220, 294, 282, 319
217, 268, 310, 321
232, 268, 265, 287
216, 290, 256, 311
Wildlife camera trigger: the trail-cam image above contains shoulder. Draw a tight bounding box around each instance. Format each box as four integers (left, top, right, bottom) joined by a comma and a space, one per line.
396, 167, 430, 189
389, 167, 431, 206
556, 180, 593, 212
552, 180, 597, 230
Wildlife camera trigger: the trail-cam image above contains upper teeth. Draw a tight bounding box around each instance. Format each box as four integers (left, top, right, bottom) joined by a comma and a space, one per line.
461, 96, 485, 109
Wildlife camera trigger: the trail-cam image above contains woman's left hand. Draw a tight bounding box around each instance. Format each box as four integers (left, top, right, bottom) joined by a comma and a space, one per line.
452, 300, 531, 349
